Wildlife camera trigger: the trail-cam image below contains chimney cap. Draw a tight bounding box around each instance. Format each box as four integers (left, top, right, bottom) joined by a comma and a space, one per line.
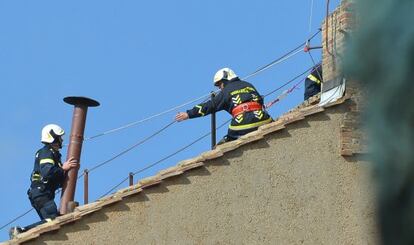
64, 96, 100, 107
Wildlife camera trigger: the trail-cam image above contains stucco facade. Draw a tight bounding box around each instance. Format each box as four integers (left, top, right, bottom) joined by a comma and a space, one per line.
23, 103, 378, 245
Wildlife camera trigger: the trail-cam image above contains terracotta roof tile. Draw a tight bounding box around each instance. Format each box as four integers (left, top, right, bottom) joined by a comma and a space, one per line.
55, 211, 75, 222
118, 187, 143, 199
177, 155, 204, 167
97, 195, 123, 207
300, 105, 325, 117
157, 166, 185, 180
178, 161, 204, 172
259, 123, 286, 136
74, 202, 101, 213
12, 220, 61, 243
214, 140, 243, 154
137, 176, 162, 189
238, 130, 265, 145
12, 231, 40, 243
322, 95, 350, 107
200, 149, 224, 161
74, 202, 103, 216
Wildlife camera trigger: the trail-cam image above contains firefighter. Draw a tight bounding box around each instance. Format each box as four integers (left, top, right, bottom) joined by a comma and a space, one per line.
176, 68, 272, 144
304, 65, 323, 101
9, 124, 78, 239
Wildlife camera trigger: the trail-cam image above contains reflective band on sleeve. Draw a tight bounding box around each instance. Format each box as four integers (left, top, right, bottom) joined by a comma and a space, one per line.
31, 173, 41, 181
195, 105, 205, 116
307, 74, 321, 84
230, 87, 256, 96
39, 158, 55, 165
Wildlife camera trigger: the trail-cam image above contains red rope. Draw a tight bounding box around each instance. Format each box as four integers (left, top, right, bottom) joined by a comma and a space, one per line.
265, 77, 306, 109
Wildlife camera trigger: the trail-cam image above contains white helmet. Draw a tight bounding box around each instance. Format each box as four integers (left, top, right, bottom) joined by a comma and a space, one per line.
213, 68, 238, 86
41, 124, 65, 144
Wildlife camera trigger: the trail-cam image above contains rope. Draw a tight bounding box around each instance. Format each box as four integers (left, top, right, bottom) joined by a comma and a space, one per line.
84, 30, 321, 142
325, 0, 335, 58
265, 86, 297, 109
308, 52, 323, 83
87, 121, 176, 173
0, 29, 324, 233
264, 66, 314, 98
0, 209, 33, 231
265, 77, 306, 109
242, 48, 303, 80
0, 64, 322, 234
264, 63, 321, 108
100, 119, 231, 198
84, 96, 208, 141
309, 0, 315, 35
0, 64, 323, 231
243, 29, 320, 80
100, 63, 323, 197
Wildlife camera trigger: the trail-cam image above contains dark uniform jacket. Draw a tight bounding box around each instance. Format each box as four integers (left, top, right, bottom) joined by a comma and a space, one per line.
29, 145, 65, 199
304, 65, 323, 101
187, 78, 272, 135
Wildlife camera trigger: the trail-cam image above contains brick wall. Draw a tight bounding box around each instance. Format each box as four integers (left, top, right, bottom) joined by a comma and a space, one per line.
321, 0, 368, 156
322, 0, 355, 82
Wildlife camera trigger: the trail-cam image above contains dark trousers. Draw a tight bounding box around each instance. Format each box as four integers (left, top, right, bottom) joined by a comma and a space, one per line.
30, 195, 59, 220
221, 111, 273, 145
304, 80, 321, 100
22, 191, 59, 231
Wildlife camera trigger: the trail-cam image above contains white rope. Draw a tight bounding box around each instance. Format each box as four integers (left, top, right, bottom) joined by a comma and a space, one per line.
86, 47, 304, 141
85, 30, 321, 141
85, 92, 211, 140
309, 0, 315, 35
243, 48, 303, 80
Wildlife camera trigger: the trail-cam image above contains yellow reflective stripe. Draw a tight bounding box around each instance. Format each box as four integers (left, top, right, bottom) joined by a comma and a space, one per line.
229, 117, 272, 131
232, 95, 242, 105
230, 87, 256, 96
39, 158, 55, 165
32, 173, 41, 181
307, 74, 321, 84
235, 114, 244, 123
195, 105, 205, 116
254, 110, 264, 120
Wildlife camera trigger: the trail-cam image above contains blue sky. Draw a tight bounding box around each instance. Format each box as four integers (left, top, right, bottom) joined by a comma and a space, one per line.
0, 0, 340, 241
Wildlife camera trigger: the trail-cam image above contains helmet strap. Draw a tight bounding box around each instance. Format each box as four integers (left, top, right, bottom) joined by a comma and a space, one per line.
223, 70, 228, 80
49, 130, 63, 149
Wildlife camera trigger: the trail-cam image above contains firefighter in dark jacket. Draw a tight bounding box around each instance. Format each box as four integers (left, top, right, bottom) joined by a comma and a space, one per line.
176, 68, 272, 144
304, 65, 323, 100
9, 124, 78, 239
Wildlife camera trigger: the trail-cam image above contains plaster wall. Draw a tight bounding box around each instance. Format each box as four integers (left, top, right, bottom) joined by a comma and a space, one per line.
25, 105, 378, 245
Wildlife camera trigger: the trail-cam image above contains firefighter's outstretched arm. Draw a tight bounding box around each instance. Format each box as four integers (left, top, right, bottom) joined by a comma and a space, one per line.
175, 92, 224, 122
